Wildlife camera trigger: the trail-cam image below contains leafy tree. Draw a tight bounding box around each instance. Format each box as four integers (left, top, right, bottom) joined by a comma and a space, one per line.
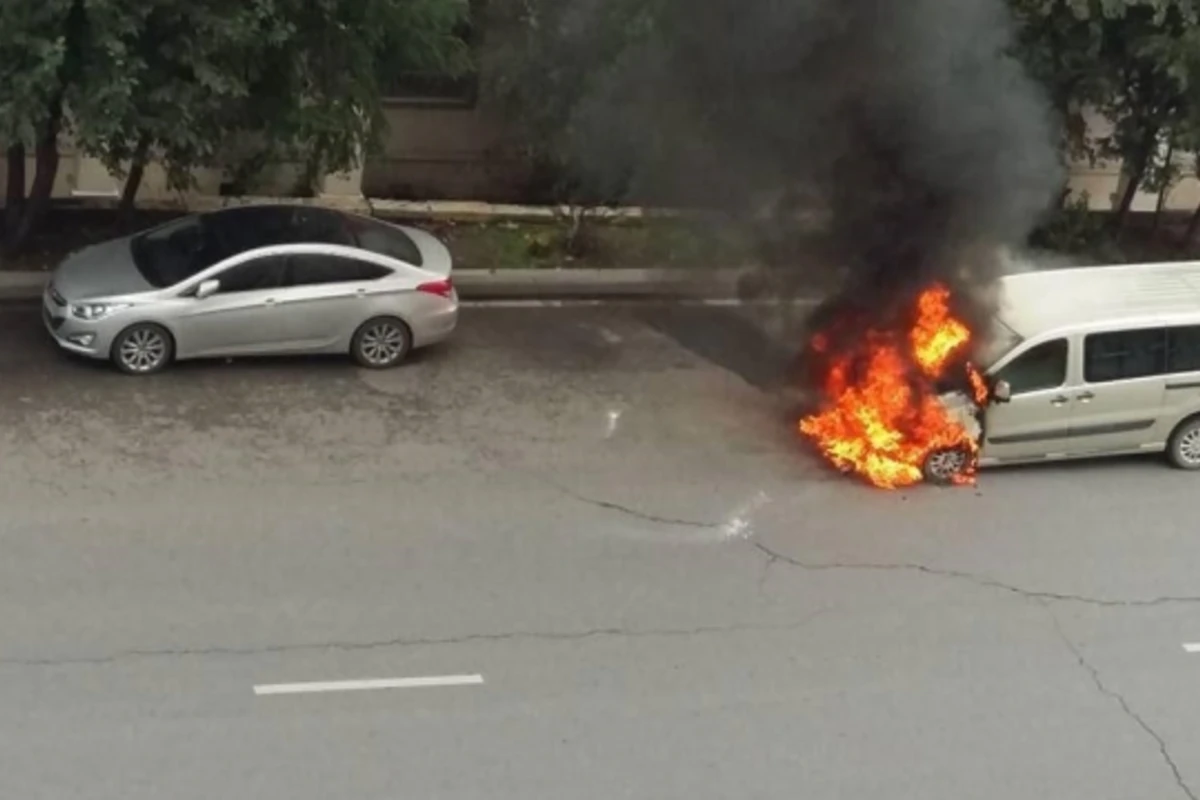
231, 0, 472, 197
481, 0, 652, 207
0, 0, 472, 253
1010, 0, 1200, 233
0, 0, 142, 253
81, 1, 265, 215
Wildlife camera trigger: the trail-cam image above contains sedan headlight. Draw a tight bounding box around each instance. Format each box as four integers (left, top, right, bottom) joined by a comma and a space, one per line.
70, 302, 130, 321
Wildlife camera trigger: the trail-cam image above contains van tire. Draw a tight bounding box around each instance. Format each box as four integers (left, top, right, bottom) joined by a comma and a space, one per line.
1167, 416, 1200, 470
922, 446, 971, 485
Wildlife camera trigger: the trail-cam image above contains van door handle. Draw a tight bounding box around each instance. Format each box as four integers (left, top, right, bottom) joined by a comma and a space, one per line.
1051, 395, 1070, 406
263, 298, 276, 306
1076, 391, 1094, 402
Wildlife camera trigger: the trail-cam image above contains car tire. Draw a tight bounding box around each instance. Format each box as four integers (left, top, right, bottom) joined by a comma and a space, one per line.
351, 316, 412, 369
922, 446, 971, 485
111, 323, 174, 375
1166, 416, 1200, 470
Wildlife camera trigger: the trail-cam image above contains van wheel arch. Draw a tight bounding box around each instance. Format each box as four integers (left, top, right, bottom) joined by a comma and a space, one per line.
1166, 414, 1200, 470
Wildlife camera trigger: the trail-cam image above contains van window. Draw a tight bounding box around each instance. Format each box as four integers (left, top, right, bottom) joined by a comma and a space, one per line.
1167, 325, 1200, 373
995, 338, 1068, 394
1084, 328, 1166, 383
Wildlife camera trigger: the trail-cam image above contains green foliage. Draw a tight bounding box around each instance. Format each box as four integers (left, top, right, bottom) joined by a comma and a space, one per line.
1008, 0, 1200, 229
0, 3, 69, 145
235, 0, 472, 191
0, 0, 473, 249
480, 0, 654, 206
1029, 191, 1112, 253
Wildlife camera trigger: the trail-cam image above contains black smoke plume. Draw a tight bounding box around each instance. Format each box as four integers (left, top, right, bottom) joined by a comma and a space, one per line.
491, 0, 1062, 389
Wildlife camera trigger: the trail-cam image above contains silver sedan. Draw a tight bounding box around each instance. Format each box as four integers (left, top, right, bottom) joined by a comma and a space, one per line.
43, 205, 458, 374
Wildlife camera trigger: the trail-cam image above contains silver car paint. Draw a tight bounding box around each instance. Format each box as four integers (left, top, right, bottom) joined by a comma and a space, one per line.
44, 225, 457, 365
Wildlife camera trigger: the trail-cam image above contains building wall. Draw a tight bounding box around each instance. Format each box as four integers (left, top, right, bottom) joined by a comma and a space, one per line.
1064, 108, 1200, 213
3, 104, 1199, 211
361, 102, 528, 201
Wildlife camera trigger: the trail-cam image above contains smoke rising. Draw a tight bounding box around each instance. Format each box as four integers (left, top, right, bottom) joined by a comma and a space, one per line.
528, 0, 1062, 379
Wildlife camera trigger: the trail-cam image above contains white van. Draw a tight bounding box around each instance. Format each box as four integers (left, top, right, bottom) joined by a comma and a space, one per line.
926, 261, 1200, 482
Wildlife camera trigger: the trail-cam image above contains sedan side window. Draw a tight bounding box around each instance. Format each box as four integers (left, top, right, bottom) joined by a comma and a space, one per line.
287, 254, 390, 286
995, 338, 1068, 395
216, 257, 287, 293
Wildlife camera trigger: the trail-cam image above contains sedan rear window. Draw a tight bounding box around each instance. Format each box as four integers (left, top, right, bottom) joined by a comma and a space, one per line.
348, 216, 424, 266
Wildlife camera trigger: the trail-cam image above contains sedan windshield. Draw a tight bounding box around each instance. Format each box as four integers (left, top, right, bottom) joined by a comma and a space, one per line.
131, 216, 208, 288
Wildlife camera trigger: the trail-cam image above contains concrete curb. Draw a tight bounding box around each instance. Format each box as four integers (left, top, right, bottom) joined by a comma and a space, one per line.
61, 195, 831, 228
0, 267, 758, 302
66, 195, 680, 224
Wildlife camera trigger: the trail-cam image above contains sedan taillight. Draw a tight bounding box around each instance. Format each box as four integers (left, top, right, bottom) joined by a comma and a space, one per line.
417, 278, 453, 298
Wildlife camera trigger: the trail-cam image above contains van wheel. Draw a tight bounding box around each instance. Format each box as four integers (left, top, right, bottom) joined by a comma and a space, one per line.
1167, 417, 1200, 470
922, 446, 970, 485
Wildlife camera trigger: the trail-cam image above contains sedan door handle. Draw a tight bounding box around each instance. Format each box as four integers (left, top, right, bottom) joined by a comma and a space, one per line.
1076, 391, 1095, 402
263, 297, 276, 306
1051, 395, 1070, 406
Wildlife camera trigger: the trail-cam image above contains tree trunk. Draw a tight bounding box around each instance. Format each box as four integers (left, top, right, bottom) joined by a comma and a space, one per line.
118, 135, 152, 220
1184, 203, 1200, 254
4, 144, 26, 243
6, 100, 64, 255
1151, 140, 1175, 240
1112, 128, 1160, 236
1112, 161, 1147, 235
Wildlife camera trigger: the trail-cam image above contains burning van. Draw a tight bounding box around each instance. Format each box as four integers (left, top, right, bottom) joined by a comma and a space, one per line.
803, 261, 1200, 489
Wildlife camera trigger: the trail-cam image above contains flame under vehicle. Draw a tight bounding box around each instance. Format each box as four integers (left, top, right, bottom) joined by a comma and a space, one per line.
928, 260, 1200, 483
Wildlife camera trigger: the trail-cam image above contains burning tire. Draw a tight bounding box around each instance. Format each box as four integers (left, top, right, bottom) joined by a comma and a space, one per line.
921, 446, 971, 485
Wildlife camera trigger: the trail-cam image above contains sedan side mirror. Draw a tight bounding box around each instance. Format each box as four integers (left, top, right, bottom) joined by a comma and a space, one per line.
992, 379, 1012, 403
195, 279, 220, 300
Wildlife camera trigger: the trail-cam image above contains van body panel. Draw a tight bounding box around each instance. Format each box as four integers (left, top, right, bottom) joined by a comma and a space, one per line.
1066, 375, 1167, 455
938, 260, 1200, 470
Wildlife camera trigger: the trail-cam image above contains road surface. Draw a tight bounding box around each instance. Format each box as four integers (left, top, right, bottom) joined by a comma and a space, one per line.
0, 300, 1197, 799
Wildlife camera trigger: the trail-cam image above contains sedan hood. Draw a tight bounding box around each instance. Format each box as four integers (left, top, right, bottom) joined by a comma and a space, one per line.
52, 236, 152, 300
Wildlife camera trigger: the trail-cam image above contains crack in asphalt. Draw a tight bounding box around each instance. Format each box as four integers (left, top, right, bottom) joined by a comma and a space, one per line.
1047, 609, 1197, 800
753, 542, 1200, 608
549, 481, 719, 529
0, 614, 826, 669
552, 484, 1200, 608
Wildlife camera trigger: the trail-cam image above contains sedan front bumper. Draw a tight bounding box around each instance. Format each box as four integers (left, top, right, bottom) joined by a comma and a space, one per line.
42, 285, 113, 359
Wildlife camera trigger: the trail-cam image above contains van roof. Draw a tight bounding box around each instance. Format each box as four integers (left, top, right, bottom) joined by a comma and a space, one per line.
997, 261, 1200, 338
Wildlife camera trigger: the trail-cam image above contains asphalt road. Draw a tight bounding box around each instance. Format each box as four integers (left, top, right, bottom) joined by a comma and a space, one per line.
0, 299, 1197, 799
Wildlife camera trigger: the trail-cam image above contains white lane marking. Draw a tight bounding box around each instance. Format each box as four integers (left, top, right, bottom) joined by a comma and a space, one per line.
1183, 643, 1200, 653
253, 674, 484, 696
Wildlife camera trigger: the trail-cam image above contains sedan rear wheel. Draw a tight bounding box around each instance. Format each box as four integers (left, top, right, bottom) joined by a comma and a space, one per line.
351, 317, 412, 369
112, 323, 173, 375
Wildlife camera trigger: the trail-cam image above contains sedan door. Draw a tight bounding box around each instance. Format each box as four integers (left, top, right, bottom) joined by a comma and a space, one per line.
173, 256, 289, 357
274, 254, 392, 349
980, 337, 1075, 463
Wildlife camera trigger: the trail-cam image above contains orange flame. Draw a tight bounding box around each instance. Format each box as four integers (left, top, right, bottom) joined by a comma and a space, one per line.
798, 284, 987, 489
